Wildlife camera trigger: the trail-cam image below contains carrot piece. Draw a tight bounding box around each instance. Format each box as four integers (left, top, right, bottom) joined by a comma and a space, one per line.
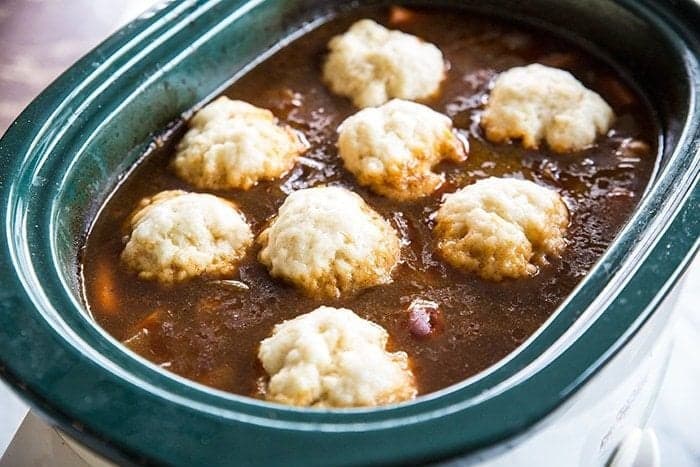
538, 52, 578, 69
199, 365, 234, 390
93, 260, 118, 315
131, 308, 165, 334
122, 308, 166, 355
389, 6, 417, 26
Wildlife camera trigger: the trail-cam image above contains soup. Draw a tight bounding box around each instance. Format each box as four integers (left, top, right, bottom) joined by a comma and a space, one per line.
81, 5, 658, 400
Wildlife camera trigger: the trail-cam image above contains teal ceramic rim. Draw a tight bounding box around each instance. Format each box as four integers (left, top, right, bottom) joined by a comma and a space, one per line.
0, 0, 698, 465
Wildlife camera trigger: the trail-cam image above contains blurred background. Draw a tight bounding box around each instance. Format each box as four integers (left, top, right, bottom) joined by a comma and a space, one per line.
0, 0, 697, 465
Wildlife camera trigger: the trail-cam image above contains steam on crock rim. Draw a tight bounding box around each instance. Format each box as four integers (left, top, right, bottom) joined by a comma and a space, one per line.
0, 0, 698, 465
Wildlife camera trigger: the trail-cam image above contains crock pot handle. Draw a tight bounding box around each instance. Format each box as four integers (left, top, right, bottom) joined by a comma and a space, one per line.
608, 428, 660, 467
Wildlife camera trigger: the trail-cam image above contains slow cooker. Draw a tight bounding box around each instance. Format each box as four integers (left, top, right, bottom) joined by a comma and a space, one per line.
0, 0, 698, 465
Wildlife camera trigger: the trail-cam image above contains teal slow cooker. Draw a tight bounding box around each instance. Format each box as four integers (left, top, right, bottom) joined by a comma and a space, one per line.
0, 0, 698, 465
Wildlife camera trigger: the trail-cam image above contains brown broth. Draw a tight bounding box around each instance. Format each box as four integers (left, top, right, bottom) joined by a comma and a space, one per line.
81, 6, 659, 398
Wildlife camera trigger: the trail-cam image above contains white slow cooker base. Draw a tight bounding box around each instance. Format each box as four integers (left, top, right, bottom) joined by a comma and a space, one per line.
435, 278, 684, 467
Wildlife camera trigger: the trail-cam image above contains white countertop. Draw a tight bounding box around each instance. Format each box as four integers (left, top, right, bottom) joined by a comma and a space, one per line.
0, 383, 26, 459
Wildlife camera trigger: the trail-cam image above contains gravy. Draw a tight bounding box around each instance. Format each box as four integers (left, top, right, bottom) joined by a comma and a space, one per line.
82, 6, 658, 398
